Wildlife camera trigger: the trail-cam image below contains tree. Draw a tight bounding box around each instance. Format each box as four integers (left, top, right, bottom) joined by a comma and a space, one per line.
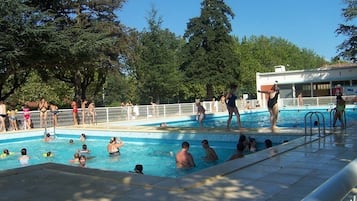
0, 0, 47, 100
31, 0, 130, 101
336, 0, 357, 62
181, 0, 239, 100
132, 8, 183, 104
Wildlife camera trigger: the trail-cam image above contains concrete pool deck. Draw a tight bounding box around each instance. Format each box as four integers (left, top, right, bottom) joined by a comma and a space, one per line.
0, 125, 356, 201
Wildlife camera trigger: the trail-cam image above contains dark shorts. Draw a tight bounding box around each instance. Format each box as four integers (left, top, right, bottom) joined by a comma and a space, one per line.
109, 151, 120, 156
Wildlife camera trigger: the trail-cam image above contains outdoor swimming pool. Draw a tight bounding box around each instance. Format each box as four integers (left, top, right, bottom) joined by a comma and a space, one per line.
143, 107, 357, 128
0, 130, 299, 178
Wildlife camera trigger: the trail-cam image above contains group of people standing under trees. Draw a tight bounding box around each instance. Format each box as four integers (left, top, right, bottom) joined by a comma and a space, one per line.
0, 96, 97, 132
71, 99, 96, 126
0, 97, 60, 132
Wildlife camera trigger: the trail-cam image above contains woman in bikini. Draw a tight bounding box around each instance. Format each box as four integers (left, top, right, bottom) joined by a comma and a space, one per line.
38, 97, 48, 128
258, 82, 280, 130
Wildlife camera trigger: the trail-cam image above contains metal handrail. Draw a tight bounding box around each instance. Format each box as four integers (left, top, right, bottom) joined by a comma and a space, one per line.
304, 111, 326, 141
302, 158, 357, 201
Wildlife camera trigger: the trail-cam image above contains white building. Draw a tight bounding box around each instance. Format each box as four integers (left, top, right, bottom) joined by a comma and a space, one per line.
256, 64, 357, 104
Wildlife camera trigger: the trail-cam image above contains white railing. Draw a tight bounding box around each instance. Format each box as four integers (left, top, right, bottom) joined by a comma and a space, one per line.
5, 95, 356, 131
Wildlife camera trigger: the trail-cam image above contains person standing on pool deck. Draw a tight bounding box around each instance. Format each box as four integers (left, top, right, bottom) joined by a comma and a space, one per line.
258, 82, 280, 130
38, 97, 48, 128
176, 141, 196, 168
71, 100, 78, 126
333, 95, 346, 128
226, 84, 242, 130
195, 100, 206, 128
81, 99, 88, 125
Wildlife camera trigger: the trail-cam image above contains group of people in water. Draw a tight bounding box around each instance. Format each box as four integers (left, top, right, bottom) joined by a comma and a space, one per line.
175, 135, 273, 169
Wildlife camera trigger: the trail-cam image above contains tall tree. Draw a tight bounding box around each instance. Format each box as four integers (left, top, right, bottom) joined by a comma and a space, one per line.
133, 8, 183, 104
0, 0, 46, 100
336, 0, 357, 62
181, 0, 239, 99
31, 0, 130, 101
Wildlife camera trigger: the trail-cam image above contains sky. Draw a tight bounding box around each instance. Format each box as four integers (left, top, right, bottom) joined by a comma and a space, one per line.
117, 0, 348, 61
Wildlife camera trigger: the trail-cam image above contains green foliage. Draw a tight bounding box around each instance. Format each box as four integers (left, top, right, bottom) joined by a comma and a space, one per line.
0, 0, 334, 106
336, 0, 357, 62
236, 35, 327, 97
132, 8, 184, 104
6, 72, 73, 108
181, 0, 239, 100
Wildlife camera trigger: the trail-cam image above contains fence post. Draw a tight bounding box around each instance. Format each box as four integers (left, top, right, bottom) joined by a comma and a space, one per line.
106, 107, 109, 123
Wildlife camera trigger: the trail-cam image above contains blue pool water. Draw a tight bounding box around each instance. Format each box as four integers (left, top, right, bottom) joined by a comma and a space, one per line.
0, 132, 298, 178
150, 107, 357, 128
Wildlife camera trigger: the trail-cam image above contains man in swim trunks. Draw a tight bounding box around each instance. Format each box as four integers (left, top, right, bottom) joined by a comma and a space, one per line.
176, 141, 196, 168
258, 82, 280, 130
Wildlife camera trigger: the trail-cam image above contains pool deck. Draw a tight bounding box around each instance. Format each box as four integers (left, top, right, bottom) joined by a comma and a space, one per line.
1, 123, 357, 201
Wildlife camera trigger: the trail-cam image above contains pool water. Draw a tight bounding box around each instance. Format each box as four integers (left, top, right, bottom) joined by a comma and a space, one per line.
0, 136, 271, 178
156, 108, 357, 128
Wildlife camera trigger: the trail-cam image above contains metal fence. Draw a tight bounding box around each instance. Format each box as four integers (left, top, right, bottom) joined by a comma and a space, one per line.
4, 95, 356, 131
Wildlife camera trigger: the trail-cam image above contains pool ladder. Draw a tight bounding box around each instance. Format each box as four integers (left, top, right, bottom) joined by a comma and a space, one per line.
304, 112, 326, 141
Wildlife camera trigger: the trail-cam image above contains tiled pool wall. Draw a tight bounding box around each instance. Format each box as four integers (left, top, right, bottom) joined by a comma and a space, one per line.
0, 128, 302, 147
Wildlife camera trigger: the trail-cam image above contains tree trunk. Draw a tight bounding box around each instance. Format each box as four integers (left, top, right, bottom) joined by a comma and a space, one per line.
206, 83, 214, 100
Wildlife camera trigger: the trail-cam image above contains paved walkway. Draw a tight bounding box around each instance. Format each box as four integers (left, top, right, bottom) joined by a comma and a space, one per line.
0, 126, 356, 201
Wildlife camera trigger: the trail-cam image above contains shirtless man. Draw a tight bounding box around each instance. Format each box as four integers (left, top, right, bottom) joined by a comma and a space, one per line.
176, 141, 196, 168
87, 101, 95, 125
81, 99, 88, 125
201, 139, 218, 162
258, 82, 280, 130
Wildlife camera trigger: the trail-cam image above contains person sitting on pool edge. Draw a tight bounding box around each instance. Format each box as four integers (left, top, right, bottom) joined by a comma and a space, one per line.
176, 141, 196, 168
201, 139, 218, 162
107, 137, 124, 156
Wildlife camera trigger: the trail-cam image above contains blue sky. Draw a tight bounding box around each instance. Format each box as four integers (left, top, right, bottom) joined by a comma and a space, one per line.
117, 0, 348, 61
